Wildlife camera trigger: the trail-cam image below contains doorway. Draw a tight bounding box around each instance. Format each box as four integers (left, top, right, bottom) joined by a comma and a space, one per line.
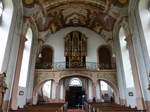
66, 86, 85, 108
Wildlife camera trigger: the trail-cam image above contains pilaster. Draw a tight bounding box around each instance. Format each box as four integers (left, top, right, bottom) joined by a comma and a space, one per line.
125, 35, 145, 110
11, 36, 27, 110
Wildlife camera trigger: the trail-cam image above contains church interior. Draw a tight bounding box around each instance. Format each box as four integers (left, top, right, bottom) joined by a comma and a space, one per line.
0, 0, 150, 112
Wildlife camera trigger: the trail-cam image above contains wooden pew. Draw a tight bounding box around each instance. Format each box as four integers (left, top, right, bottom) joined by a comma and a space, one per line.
84, 102, 146, 112
9, 103, 67, 112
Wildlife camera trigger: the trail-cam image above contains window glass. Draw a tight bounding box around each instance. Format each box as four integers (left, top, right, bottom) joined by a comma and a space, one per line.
0, 0, 3, 20
69, 78, 82, 87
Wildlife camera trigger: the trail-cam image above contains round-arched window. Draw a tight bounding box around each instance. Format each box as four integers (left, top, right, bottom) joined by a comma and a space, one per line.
0, 0, 3, 24
98, 46, 112, 69
69, 78, 82, 87
36, 45, 53, 69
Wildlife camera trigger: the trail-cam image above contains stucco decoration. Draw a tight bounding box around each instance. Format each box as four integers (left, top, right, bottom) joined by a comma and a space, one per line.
22, 0, 129, 42
34, 72, 56, 86
34, 69, 117, 88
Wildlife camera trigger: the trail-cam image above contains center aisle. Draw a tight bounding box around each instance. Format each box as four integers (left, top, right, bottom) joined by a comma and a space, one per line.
67, 109, 86, 112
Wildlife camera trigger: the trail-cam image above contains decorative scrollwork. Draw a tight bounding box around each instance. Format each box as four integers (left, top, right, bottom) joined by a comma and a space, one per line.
0, 72, 7, 110
0, 72, 7, 94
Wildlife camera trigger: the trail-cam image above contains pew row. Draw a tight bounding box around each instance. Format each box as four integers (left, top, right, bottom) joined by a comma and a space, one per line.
84, 102, 146, 112
10, 103, 68, 112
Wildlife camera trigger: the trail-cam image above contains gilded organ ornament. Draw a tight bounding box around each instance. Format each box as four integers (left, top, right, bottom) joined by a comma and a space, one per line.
64, 31, 87, 68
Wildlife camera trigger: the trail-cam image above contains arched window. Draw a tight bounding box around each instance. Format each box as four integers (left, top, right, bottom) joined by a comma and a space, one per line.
119, 27, 134, 88
19, 28, 32, 87
69, 78, 82, 87
98, 80, 114, 102
101, 81, 108, 91
36, 45, 53, 69
0, 0, 3, 24
98, 46, 111, 69
42, 80, 52, 99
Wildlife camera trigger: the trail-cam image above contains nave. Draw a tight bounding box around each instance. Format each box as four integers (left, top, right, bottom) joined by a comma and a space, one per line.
1, 0, 150, 112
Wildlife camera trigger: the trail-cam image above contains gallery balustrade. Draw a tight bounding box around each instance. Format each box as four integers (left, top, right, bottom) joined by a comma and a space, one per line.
35, 62, 116, 70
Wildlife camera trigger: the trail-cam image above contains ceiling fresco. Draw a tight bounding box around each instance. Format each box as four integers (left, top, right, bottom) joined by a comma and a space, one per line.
22, 0, 129, 42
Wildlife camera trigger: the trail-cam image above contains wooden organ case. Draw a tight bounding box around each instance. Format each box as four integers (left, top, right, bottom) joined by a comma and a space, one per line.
64, 31, 87, 68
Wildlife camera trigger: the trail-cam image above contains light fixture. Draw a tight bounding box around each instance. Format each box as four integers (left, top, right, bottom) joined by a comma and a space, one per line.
38, 53, 42, 58
112, 53, 116, 58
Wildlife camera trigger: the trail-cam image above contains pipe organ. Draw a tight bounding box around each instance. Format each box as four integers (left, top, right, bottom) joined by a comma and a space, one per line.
64, 31, 87, 68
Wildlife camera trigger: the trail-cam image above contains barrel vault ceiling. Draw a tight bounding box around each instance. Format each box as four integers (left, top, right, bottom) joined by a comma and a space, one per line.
22, 0, 129, 42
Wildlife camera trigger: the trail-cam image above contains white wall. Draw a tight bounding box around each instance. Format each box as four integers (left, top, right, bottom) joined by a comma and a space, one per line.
0, 0, 13, 71
17, 87, 26, 108
139, 0, 150, 57
126, 88, 136, 108
45, 27, 106, 63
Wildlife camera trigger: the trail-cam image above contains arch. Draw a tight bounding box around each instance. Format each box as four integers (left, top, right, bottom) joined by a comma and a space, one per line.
69, 77, 82, 87
36, 45, 54, 69
97, 45, 112, 69
32, 79, 55, 104
58, 73, 93, 83
97, 79, 120, 104
97, 45, 112, 55
58, 74, 94, 105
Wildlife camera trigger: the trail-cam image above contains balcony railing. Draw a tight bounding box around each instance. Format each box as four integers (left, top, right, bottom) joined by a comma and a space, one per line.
35, 62, 116, 70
